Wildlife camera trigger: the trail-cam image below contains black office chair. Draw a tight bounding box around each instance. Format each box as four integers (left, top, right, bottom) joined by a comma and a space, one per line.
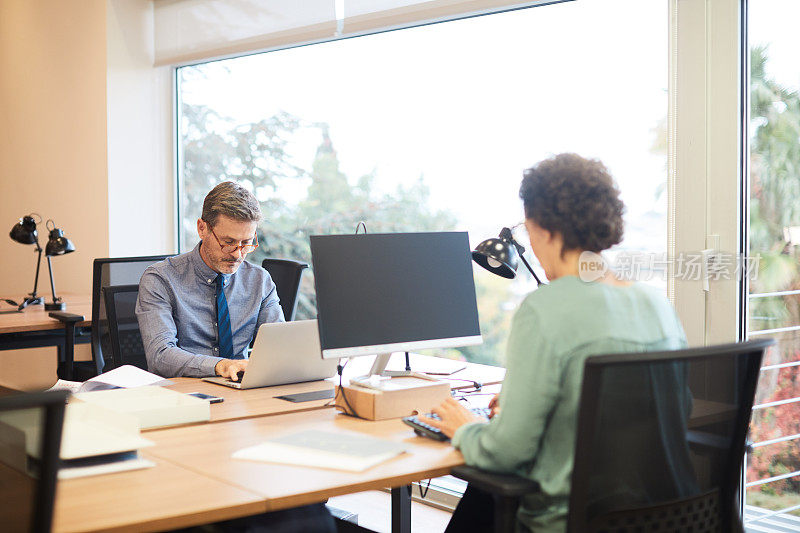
450, 339, 772, 533
261, 258, 309, 321
90, 256, 171, 375
0, 390, 68, 533
102, 284, 148, 371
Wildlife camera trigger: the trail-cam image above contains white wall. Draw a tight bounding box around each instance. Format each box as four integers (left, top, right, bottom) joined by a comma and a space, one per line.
107, 0, 176, 257
0, 0, 109, 389
0, 0, 176, 390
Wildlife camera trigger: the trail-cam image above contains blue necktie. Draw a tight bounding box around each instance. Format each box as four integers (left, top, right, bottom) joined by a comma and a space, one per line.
216, 275, 234, 358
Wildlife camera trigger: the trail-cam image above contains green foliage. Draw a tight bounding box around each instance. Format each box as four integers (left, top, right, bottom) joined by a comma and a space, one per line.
747, 45, 800, 501
180, 97, 511, 365
180, 103, 306, 248
746, 489, 800, 517
749, 45, 800, 293
249, 123, 460, 319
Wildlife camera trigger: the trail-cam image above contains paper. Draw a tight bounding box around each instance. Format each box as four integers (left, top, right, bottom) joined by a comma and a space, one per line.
46, 379, 84, 394
233, 430, 408, 472
45, 366, 171, 394
58, 452, 156, 479
78, 365, 172, 391
59, 403, 154, 459
74, 386, 210, 429
0, 402, 154, 460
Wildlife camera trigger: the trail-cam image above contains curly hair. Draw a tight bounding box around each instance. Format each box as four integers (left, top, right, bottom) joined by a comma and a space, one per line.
519, 153, 625, 255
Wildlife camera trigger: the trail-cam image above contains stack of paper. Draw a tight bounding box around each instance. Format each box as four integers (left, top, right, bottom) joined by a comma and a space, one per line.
233, 430, 408, 472
47, 365, 172, 393
59, 402, 154, 459
74, 386, 210, 429
0, 402, 156, 479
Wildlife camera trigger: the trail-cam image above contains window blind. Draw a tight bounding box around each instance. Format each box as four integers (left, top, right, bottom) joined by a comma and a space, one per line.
154, 0, 562, 66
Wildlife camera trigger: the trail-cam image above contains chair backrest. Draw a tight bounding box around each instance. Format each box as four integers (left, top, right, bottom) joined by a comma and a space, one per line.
92, 256, 171, 373
0, 390, 68, 533
261, 258, 309, 321
102, 284, 147, 371
567, 339, 771, 533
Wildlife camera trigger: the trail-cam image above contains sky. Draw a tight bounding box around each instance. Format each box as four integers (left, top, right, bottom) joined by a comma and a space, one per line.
750, 0, 800, 93
180, 0, 668, 256
178, 0, 800, 273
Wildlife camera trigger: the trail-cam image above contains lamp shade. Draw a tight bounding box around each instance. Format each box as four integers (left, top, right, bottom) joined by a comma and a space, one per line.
45, 228, 75, 256
9, 215, 38, 245
472, 235, 519, 279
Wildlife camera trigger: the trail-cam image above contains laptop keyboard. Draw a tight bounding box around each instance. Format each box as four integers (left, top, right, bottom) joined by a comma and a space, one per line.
403, 407, 491, 441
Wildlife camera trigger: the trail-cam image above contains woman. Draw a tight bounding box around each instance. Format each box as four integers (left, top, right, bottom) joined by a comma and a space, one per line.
420, 153, 687, 532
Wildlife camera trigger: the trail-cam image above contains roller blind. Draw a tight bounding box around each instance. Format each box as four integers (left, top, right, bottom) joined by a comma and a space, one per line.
154, 0, 560, 66
154, 0, 337, 66
342, 0, 553, 35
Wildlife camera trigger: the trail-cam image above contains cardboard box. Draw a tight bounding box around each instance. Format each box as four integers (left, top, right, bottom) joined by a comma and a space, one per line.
335, 376, 450, 420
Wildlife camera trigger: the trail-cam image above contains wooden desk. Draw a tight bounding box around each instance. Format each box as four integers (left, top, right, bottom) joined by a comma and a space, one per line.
689, 398, 738, 428
52, 354, 494, 532
161, 351, 505, 427
0, 293, 92, 381
53, 455, 264, 533
145, 408, 463, 530
163, 378, 335, 425
0, 293, 91, 334
0, 384, 20, 397
52, 408, 461, 532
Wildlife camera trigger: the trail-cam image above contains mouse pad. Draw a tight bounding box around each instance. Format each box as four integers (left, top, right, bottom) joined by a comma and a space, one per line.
274, 389, 334, 403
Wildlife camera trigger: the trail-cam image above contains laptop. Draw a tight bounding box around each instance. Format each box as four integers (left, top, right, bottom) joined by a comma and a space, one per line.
203, 319, 338, 390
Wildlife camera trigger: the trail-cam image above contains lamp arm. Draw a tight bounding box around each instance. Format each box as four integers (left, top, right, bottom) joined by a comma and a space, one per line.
518, 253, 544, 286
31, 242, 43, 297
47, 256, 59, 302
509, 237, 544, 286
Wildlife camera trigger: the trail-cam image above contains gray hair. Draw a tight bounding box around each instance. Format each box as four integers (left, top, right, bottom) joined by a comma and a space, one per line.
201, 181, 262, 227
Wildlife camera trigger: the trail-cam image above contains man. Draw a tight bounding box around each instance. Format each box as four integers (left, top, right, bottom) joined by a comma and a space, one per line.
136, 181, 284, 379
137, 184, 335, 531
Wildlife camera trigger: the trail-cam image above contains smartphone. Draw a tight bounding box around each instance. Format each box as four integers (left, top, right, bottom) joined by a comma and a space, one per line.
187, 392, 224, 404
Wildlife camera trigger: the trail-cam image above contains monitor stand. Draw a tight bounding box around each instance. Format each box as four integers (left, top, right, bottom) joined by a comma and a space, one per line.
350, 353, 438, 390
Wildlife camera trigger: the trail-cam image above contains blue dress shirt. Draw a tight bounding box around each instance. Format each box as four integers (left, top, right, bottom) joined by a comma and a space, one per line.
135, 243, 284, 377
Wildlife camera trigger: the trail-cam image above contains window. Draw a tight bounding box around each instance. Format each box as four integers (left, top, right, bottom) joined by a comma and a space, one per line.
745, 1, 800, 527
177, 0, 667, 367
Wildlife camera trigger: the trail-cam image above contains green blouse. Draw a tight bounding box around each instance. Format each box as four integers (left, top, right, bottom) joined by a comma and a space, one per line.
452, 276, 687, 532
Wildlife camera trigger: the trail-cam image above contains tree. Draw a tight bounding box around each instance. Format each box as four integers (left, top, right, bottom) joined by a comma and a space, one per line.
180, 102, 306, 249
253, 124, 459, 320
746, 45, 800, 504
180, 88, 523, 365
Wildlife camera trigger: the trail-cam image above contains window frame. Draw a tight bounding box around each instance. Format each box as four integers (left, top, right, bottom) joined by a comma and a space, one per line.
167, 0, 754, 518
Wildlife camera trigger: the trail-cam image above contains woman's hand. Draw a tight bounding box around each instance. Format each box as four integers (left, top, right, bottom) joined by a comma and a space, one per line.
488, 393, 501, 419
417, 397, 487, 439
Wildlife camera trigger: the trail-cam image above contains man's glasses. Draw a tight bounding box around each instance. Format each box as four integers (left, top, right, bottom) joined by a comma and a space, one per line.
206, 224, 259, 255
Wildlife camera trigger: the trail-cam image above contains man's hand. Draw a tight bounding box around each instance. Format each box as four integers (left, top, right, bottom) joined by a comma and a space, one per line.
488, 393, 501, 419
417, 397, 487, 439
215, 359, 249, 381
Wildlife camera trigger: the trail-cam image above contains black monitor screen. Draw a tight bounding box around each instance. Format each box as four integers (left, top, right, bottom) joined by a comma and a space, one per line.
310, 232, 482, 358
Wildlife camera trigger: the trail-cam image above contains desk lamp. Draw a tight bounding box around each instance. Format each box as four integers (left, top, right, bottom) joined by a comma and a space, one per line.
7, 214, 45, 310
43, 220, 75, 311
472, 226, 545, 285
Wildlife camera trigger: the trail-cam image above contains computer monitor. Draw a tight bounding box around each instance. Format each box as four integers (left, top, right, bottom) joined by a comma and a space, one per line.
310, 231, 482, 379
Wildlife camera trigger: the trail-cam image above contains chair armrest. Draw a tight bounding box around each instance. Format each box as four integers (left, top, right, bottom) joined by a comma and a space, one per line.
451, 465, 540, 497
48, 311, 85, 324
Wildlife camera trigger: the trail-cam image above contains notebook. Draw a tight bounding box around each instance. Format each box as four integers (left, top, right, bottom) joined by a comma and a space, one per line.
232, 430, 408, 472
